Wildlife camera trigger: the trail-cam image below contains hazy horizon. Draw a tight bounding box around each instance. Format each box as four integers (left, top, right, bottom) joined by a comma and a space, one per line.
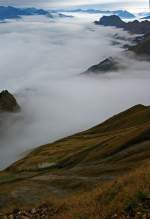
0, 0, 148, 12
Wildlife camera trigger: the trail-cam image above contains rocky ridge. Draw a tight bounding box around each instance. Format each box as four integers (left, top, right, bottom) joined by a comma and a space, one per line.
83, 57, 120, 74
95, 15, 150, 34
0, 90, 20, 112
129, 32, 150, 56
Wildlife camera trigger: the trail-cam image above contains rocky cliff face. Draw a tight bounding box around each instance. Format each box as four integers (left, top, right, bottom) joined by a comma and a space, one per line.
95, 15, 124, 28
130, 33, 150, 56
83, 57, 119, 74
0, 90, 20, 112
95, 15, 150, 34
95, 16, 150, 57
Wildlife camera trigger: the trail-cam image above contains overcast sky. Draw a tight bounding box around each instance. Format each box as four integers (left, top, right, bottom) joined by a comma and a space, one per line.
0, 0, 148, 12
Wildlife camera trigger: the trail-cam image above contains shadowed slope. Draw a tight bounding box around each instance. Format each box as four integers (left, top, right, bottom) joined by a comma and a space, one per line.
131, 37, 150, 56
8, 104, 150, 172
0, 104, 150, 213
95, 15, 150, 34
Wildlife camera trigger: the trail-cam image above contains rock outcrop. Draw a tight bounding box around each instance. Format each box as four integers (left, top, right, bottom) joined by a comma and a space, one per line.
0, 90, 20, 112
83, 57, 119, 74
95, 15, 124, 28
130, 32, 150, 56
95, 15, 150, 34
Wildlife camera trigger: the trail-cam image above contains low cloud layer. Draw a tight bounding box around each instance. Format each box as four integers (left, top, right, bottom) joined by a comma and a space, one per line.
0, 14, 150, 169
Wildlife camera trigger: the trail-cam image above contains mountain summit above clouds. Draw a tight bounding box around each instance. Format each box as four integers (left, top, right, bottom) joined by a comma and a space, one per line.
83, 57, 120, 74
0, 90, 20, 112
95, 15, 150, 34
0, 6, 54, 20
56, 8, 135, 19
95, 15, 150, 56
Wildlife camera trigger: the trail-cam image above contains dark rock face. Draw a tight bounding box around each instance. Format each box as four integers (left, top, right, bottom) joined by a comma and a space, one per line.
133, 32, 150, 44
131, 38, 150, 56
96, 15, 124, 28
126, 20, 150, 34
84, 57, 119, 74
96, 15, 150, 34
0, 90, 20, 112
129, 32, 150, 56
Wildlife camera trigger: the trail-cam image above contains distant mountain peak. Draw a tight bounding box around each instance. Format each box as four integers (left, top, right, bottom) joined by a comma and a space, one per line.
0, 6, 52, 20
56, 8, 135, 19
95, 15, 150, 34
83, 57, 119, 74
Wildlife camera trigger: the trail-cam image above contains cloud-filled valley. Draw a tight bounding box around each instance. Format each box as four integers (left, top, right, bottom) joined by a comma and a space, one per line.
0, 14, 150, 169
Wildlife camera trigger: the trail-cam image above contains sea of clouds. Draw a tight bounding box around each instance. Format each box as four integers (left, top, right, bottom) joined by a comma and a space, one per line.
0, 14, 150, 169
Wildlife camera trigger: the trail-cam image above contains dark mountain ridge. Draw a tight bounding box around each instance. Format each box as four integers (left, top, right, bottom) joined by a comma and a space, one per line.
83, 57, 120, 74
94, 15, 150, 58
0, 6, 52, 20
129, 32, 150, 56
55, 9, 135, 19
95, 15, 150, 34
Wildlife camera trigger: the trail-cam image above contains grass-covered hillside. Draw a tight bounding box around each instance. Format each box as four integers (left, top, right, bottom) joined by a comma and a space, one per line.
0, 104, 150, 218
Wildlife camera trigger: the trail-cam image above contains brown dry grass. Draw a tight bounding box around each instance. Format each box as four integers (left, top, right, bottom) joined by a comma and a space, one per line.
42, 161, 150, 219
0, 104, 150, 218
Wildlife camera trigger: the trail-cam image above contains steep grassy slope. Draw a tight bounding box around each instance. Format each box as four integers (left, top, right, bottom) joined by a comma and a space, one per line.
8, 104, 150, 173
0, 104, 150, 216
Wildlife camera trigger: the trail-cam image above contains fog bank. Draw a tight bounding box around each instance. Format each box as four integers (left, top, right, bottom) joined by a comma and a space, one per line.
0, 14, 150, 169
